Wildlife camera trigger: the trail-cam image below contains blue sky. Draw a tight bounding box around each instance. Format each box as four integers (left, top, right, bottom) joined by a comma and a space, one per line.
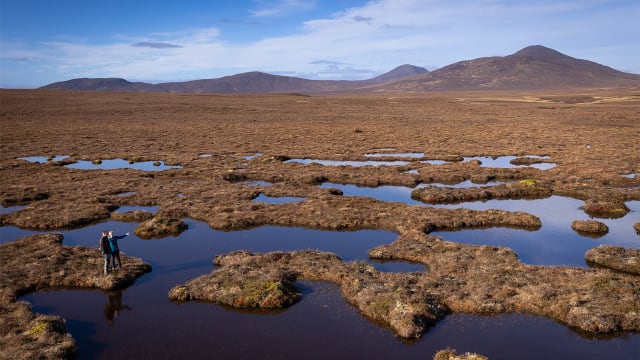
1, 0, 638, 88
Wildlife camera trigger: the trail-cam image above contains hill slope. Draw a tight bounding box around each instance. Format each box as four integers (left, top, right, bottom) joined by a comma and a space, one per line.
40, 46, 640, 93
376, 45, 640, 91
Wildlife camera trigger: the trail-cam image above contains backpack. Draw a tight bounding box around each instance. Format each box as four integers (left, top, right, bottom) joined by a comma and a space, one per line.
100, 235, 111, 253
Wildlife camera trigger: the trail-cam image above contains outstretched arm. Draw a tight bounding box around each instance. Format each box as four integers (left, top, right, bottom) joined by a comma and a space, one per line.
112, 233, 130, 241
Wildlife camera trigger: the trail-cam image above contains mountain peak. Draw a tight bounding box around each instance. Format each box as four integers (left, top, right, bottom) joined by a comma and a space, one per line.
512, 45, 568, 58
371, 64, 429, 82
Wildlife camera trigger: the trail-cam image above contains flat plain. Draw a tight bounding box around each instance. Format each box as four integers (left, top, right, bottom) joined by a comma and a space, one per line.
1, 89, 639, 359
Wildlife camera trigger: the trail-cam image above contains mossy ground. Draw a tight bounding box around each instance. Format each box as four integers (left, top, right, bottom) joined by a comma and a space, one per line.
0, 234, 151, 359
1, 89, 639, 357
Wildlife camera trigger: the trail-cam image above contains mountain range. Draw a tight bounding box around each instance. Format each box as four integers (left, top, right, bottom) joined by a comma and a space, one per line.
40, 46, 640, 94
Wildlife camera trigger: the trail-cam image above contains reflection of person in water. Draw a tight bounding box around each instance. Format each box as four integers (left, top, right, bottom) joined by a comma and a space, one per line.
104, 290, 133, 326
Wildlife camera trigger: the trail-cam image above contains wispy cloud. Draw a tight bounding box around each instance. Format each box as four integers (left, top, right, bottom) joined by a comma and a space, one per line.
250, 0, 316, 18
131, 42, 183, 49
2, 0, 638, 87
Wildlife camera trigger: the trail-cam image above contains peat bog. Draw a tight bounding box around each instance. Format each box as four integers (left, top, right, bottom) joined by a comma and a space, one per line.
1, 89, 639, 359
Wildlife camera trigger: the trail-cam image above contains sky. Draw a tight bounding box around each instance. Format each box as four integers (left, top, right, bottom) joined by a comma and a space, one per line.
1, 0, 638, 88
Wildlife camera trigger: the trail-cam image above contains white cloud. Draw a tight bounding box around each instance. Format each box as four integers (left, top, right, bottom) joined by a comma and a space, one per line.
2, 0, 638, 87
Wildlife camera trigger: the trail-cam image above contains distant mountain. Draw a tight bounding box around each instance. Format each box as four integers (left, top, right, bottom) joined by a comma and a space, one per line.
376, 45, 640, 91
153, 71, 361, 94
40, 46, 640, 93
40, 78, 154, 91
370, 64, 429, 82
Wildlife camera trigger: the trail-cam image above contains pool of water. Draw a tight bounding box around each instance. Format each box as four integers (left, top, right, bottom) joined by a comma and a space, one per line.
0, 205, 27, 215
19, 156, 182, 171
66, 159, 181, 171
364, 152, 424, 158
113, 205, 160, 213
21, 282, 638, 360
284, 155, 556, 170
252, 194, 306, 204
463, 156, 556, 170
4, 220, 636, 359
18, 155, 70, 163
241, 180, 276, 186
434, 198, 640, 267
286, 159, 411, 167
318, 182, 639, 267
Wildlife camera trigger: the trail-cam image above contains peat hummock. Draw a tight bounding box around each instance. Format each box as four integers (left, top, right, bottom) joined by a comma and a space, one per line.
1, 89, 639, 358
0, 233, 151, 359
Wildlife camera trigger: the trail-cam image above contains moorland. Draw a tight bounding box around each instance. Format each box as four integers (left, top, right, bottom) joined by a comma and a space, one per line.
1, 88, 639, 359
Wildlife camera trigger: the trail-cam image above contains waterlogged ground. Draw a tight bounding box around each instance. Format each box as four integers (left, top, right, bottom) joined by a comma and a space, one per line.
1, 89, 640, 359
1, 220, 636, 360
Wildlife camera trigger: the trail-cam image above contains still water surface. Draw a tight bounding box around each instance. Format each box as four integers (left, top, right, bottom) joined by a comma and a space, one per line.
319, 183, 640, 267
2, 198, 639, 358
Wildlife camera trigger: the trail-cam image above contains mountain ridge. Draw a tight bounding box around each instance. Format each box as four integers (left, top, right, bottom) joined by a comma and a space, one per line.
40, 45, 640, 94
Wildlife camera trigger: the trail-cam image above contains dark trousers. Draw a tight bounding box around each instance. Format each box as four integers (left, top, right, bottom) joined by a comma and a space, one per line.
112, 250, 122, 268
104, 253, 113, 273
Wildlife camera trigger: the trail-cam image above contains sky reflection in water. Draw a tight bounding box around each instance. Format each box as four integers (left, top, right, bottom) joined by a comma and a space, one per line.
4, 219, 637, 359
2, 178, 638, 359
319, 182, 640, 267
18, 156, 181, 171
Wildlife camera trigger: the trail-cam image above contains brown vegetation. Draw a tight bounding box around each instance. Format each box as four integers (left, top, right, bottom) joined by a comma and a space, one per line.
586, 246, 640, 275
1, 89, 639, 356
571, 220, 609, 235
433, 349, 488, 360
0, 234, 151, 359
411, 181, 552, 204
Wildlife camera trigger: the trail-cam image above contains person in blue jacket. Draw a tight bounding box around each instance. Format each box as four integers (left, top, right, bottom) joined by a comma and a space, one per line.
108, 230, 130, 270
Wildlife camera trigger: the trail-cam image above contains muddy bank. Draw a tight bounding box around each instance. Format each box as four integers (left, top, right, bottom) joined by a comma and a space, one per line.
0, 234, 151, 360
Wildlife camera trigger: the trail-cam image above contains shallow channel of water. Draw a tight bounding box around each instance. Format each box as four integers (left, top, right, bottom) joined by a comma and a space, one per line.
286, 159, 411, 167
2, 220, 636, 359
18, 156, 181, 171
318, 183, 640, 267
286, 155, 556, 170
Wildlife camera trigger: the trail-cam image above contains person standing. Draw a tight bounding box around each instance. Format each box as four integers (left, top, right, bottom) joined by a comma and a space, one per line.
108, 231, 130, 270
99, 230, 112, 275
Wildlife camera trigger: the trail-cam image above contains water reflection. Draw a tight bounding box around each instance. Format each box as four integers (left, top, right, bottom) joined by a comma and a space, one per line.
19, 156, 182, 171
0, 205, 26, 215
4, 217, 637, 358
285, 155, 556, 169
320, 183, 426, 205
116, 192, 136, 197
253, 194, 306, 204
66, 159, 181, 171
103, 290, 132, 326
244, 153, 263, 160
286, 159, 410, 167
113, 205, 159, 213
241, 181, 276, 187
318, 182, 639, 267
434, 198, 640, 267
365, 152, 424, 158
463, 155, 556, 170
18, 155, 69, 163
21, 280, 639, 360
